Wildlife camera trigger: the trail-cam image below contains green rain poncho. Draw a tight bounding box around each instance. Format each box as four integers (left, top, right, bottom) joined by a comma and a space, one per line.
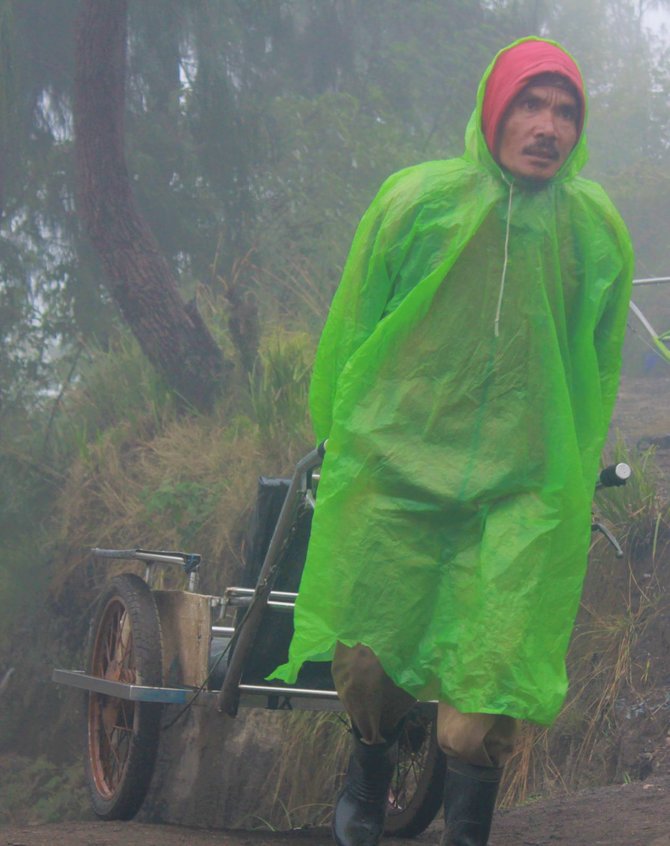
271, 39, 634, 725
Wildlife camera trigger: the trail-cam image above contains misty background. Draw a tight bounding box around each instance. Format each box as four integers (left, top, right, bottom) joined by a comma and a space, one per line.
1, 0, 669, 827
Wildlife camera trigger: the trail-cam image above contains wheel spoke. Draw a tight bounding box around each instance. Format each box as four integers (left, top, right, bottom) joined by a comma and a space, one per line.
384, 707, 443, 834
391, 722, 426, 803
89, 600, 137, 795
99, 702, 134, 790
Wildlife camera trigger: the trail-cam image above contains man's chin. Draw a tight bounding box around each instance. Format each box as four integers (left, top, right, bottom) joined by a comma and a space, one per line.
511, 157, 560, 182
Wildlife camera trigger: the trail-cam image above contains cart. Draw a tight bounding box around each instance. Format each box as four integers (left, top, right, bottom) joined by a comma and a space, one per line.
52, 444, 630, 833
53, 443, 445, 836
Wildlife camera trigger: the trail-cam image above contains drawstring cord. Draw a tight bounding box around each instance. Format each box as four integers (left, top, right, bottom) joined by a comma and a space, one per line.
494, 179, 514, 338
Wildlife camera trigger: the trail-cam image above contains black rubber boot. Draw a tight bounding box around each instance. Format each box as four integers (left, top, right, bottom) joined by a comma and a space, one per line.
331, 727, 397, 846
440, 759, 502, 846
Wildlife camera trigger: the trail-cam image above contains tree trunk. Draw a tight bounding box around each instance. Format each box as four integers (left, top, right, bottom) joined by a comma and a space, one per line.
74, 0, 227, 411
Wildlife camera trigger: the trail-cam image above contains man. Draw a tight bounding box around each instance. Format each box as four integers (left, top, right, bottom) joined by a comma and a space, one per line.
271, 37, 633, 846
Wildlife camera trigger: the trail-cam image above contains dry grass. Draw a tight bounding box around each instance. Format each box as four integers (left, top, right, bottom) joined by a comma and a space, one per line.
53, 415, 256, 599
498, 445, 670, 807
48, 329, 314, 612
236, 711, 350, 830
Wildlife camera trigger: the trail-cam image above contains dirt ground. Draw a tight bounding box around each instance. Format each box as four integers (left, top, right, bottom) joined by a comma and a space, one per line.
2, 773, 670, 846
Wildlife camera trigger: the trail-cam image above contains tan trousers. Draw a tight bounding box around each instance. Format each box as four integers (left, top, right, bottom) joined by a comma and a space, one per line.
332, 643, 518, 769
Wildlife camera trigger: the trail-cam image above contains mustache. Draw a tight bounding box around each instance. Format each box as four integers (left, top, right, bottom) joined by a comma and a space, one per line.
522, 139, 560, 160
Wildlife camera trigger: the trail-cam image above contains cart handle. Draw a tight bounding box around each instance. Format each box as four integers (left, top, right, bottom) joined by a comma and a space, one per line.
91, 547, 202, 577
217, 443, 324, 717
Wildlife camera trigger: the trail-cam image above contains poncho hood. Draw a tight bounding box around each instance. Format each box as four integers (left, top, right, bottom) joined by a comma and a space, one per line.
465, 36, 589, 183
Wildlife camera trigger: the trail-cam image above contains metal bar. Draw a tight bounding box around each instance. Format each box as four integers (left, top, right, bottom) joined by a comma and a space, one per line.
629, 301, 670, 362
238, 683, 339, 699
91, 547, 143, 560
91, 548, 199, 568
238, 693, 344, 712
133, 551, 191, 566
235, 689, 439, 715
52, 669, 192, 704
592, 521, 624, 558
633, 276, 670, 285
630, 300, 660, 337
52, 668, 342, 709
211, 626, 235, 635
53, 668, 436, 716
225, 587, 298, 600
224, 597, 295, 611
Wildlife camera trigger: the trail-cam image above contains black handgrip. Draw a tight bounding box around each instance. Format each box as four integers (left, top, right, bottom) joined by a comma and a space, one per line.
598, 463, 631, 487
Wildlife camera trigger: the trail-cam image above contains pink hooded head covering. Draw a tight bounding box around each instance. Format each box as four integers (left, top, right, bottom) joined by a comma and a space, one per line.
482, 39, 585, 155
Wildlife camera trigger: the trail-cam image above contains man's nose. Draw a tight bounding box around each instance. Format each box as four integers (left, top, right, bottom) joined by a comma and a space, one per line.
534, 108, 558, 136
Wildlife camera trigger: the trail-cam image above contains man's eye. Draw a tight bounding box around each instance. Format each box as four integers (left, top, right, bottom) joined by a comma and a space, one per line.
522, 98, 541, 112
557, 105, 577, 122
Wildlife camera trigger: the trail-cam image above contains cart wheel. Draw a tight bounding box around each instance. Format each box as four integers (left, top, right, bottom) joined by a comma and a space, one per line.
384, 704, 446, 837
84, 573, 163, 820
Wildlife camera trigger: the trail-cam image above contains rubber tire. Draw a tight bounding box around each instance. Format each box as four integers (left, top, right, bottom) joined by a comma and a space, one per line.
384, 704, 446, 837
84, 573, 163, 820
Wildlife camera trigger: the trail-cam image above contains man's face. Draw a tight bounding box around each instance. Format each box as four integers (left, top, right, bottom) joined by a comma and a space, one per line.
495, 83, 579, 182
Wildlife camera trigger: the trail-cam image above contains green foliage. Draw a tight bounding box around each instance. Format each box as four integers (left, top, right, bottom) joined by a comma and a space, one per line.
47, 333, 178, 462
0, 754, 90, 824
0, 329, 179, 645
250, 331, 313, 442
140, 479, 222, 546
0, 407, 62, 644
0, 0, 19, 203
